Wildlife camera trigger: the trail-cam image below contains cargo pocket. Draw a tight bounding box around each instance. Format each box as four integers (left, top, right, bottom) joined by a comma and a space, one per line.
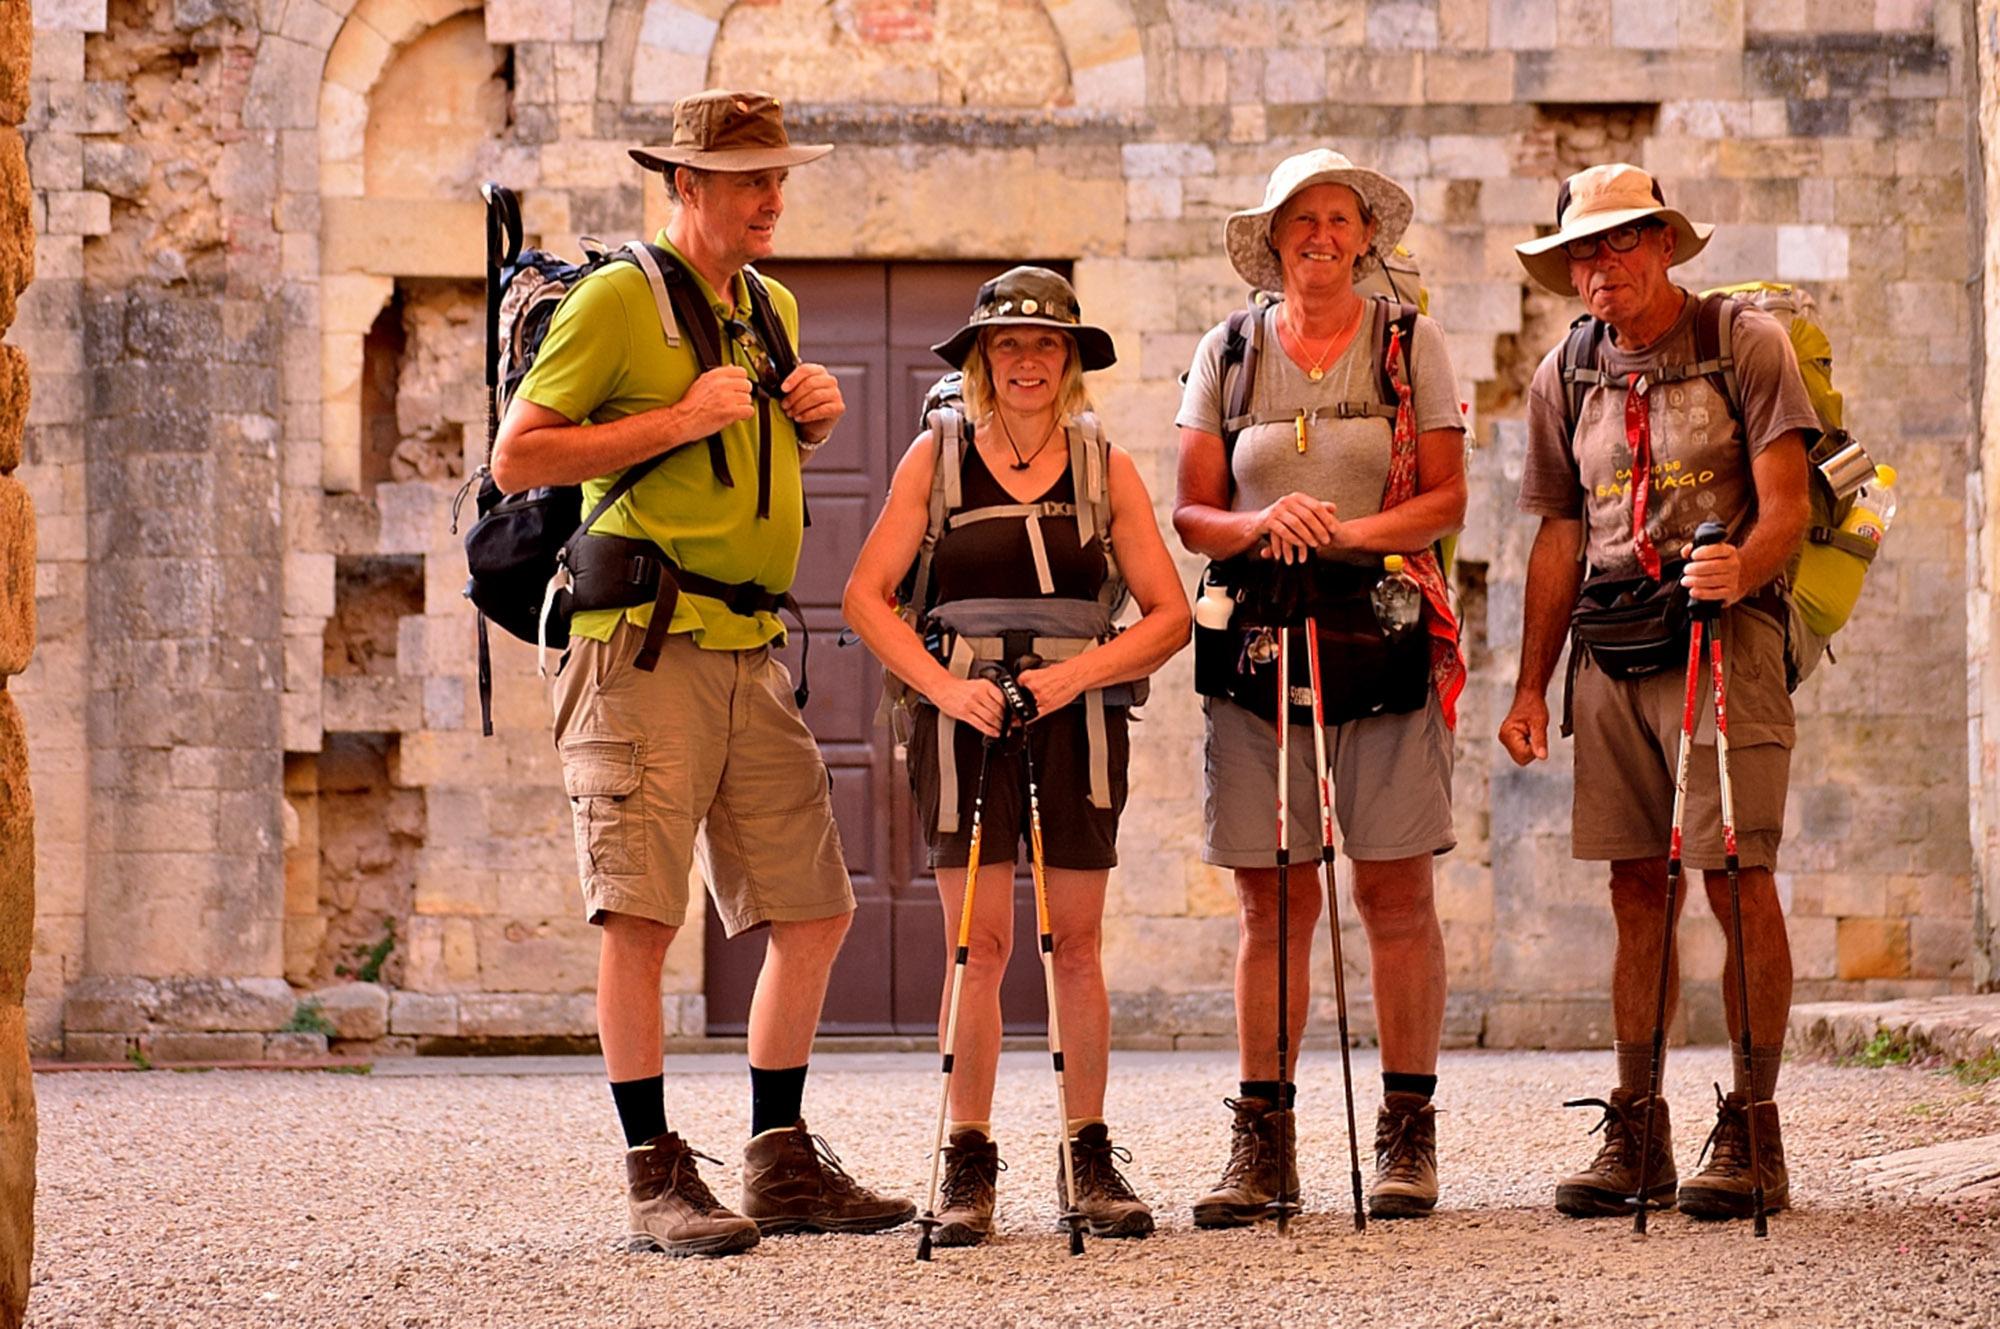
1723, 604, 1795, 749
561, 736, 647, 878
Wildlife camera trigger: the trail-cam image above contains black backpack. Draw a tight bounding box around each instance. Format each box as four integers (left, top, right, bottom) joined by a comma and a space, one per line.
454, 184, 799, 734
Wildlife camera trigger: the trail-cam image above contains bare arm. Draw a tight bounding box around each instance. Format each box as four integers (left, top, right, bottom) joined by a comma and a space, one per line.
1680, 429, 1810, 605
841, 435, 1007, 738
1497, 515, 1584, 765
1171, 425, 1339, 563
488, 367, 756, 493
1324, 426, 1468, 556
1017, 446, 1192, 715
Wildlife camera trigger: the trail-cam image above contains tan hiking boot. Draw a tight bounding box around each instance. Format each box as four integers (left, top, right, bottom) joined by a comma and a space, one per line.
1058, 1123, 1155, 1238
625, 1131, 760, 1257
929, 1129, 1005, 1248
1192, 1098, 1297, 1228
1368, 1091, 1438, 1219
1555, 1090, 1677, 1217
1679, 1087, 1790, 1221
740, 1119, 917, 1235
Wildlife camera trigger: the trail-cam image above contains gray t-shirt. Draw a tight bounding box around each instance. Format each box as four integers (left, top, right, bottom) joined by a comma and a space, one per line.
1178, 304, 1464, 562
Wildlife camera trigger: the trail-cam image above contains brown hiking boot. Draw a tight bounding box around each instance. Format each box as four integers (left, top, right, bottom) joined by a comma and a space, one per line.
1679, 1087, 1790, 1221
740, 1119, 917, 1235
625, 1131, 760, 1257
928, 1129, 1004, 1248
1192, 1098, 1296, 1228
1554, 1090, 1677, 1217
1058, 1123, 1154, 1238
1368, 1091, 1438, 1219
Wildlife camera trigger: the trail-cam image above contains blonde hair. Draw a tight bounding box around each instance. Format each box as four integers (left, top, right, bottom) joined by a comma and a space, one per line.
960, 329, 1095, 426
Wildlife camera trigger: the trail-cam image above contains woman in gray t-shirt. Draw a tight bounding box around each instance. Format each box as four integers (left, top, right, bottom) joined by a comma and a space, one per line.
1171, 149, 1468, 1227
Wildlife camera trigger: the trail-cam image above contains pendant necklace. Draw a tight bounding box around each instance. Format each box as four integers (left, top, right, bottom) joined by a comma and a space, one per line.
1290, 300, 1365, 382
996, 412, 1062, 471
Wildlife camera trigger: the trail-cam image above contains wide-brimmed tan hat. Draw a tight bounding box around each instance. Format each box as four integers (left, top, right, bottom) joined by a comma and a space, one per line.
1514, 163, 1713, 297
931, 266, 1117, 372
629, 90, 832, 174
1224, 149, 1414, 293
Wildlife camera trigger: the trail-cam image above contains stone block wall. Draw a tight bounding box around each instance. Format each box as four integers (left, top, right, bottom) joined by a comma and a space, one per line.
12, 0, 1989, 1060
1, 0, 34, 1319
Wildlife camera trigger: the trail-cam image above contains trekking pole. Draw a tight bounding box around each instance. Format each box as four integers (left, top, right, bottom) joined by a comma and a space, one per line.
915, 726, 1001, 1262
992, 664, 1087, 1258
1304, 623, 1366, 1233
1695, 522, 1770, 1239
480, 182, 501, 454
1630, 587, 1706, 1235
1269, 625, 1301, 1235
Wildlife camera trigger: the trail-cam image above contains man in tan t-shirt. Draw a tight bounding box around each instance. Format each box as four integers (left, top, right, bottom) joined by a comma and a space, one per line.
1498, 165, 1814, 1223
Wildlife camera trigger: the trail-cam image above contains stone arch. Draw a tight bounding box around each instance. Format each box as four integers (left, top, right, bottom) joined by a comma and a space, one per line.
626, 0, 1142, 109
316, 0, 498, 494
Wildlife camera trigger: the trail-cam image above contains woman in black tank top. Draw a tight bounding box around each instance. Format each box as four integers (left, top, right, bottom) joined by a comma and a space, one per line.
844, 268, 1190, 1246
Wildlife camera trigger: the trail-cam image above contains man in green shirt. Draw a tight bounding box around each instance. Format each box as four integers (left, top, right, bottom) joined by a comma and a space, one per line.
492, 90, 912, 1257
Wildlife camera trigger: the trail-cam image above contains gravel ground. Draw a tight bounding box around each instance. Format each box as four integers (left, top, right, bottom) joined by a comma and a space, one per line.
30, 1048, 2000, 1328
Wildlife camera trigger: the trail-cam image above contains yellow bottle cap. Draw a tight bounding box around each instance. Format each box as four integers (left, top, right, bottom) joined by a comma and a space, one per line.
1875, 464, 1897, 487
1384, 555, 1405, 574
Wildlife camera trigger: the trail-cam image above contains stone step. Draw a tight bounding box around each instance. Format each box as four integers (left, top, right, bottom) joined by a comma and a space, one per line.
1856, 1135, 2000, 1203
1788, 994, 2000, 1066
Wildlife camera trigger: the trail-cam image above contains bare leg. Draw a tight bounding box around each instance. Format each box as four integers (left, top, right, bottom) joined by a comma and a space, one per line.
1232, 865, 1324, 1081
936, 860, 1019, 1123
1349, 854, 1445, 1076
746, 911, 853, 1069
1609, 857, 1686, 1045
599, 913, 677, 1081
1043, 868, 1111, 1120
1701, 866, 1792, 1051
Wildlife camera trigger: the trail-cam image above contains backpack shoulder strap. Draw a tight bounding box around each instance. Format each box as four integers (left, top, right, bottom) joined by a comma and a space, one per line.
633, 242, 734, 493
1694, 291, 1742, 416
1068, 411, 1127, 614
1558, 313, 1611, 448
619, 242, 683, 350
739, 263, 800, 381
907, 406, 969, 617
1373, 296, 1419, 405
1218, 302, 1262, 498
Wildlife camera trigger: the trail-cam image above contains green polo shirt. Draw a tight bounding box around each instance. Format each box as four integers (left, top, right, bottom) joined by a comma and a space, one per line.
516, 233, 805, 650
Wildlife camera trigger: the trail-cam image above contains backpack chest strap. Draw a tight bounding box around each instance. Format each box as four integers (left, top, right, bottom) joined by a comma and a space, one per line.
946, 501, 1079, 595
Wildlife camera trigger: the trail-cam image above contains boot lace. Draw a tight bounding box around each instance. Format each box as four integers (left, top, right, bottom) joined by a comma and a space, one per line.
1696, 1085, 1751, 1174
1071, 1134, 1141, 1203
1564, 1096, 1635, 1170
1375, 1103, 1433, 1182
940, 1143, 1005, 1211
804, 1131, 861, 1197
666, 1146, 729, 1215
1214, 1098, 1268, 1189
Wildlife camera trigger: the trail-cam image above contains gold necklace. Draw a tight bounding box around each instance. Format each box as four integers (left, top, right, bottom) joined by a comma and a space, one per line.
1289, 300, 1365, 382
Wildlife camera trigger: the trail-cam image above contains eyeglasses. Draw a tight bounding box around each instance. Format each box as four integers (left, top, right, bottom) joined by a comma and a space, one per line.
1562, 222, 1663, 263
722, 316, 785, 400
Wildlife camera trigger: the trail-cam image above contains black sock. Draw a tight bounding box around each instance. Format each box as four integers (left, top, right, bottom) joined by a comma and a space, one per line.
751, 1063, 809, 1136
610, 1075, 667, 1148
1241, 1079, 1297, 1109
1383, 1071, 1438, 1101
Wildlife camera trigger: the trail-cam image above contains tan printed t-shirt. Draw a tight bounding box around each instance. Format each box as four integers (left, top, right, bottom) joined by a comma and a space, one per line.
1517, 292, 1819, 577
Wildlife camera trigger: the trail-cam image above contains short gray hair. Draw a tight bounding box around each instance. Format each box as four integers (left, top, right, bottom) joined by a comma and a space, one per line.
664, 165, 711, 204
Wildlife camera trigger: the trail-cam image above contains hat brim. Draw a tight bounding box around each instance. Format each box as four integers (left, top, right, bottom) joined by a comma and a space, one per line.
1514, 208, 1714, 297
931, 318, 1118, 373
629, 143, 834, 174
1223, 167, 1415, 293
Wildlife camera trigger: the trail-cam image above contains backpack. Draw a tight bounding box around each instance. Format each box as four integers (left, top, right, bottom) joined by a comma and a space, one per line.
453, 184, 802, 735
1556, 282, 1882, 691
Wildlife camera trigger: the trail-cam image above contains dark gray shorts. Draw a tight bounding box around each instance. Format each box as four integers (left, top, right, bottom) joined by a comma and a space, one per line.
1201, 692, 1456, 866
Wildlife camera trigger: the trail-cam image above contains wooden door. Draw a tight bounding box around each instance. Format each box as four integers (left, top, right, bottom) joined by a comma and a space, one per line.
703, 261, 1068, 1036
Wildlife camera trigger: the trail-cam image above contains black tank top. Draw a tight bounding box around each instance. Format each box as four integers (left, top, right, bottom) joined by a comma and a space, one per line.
929, 429, 1109, 605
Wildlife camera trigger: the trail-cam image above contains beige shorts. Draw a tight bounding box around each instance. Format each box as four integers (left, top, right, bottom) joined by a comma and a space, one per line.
551, 618, 854, 937
1202, 692, 1456, 866
1571, 602, 1794, 870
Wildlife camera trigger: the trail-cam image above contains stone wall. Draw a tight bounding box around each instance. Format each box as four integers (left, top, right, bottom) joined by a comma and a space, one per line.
14, 0, 1989, 1059
1, 0, 35, 1319
1977, 0, 1999, 992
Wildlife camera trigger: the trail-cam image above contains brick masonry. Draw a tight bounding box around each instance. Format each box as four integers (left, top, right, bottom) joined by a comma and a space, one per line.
7, 0, 1992, 1062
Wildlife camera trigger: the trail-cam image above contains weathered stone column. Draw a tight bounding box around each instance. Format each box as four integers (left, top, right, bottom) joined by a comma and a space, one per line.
0, 0, 36, 1321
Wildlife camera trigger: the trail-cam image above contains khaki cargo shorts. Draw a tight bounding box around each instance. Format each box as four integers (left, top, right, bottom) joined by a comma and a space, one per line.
1571, 602, 1794, 871
551, 617, 854, 937
1203, 692, 1456, 866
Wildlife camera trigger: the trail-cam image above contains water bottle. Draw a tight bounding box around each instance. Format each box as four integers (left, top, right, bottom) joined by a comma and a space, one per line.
1194, 580, 1236, 631
1843, 465, 1897, 547
1371, 555, 1423, 637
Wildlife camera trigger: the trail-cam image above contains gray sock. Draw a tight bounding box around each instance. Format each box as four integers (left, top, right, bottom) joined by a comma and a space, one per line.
1615, 1041, 1657, 1096
1732, 1044, 1783, 1102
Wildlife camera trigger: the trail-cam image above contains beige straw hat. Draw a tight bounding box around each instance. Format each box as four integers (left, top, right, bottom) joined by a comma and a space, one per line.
1514, 163, 1712, 297
1224, 149, 1414, 293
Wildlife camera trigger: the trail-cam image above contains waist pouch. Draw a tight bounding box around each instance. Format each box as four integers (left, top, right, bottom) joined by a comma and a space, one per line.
1568, 562, 1691, 683
1194, 558, 1429, 727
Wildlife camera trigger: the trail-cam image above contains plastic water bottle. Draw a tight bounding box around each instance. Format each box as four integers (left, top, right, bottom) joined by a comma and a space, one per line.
1843, 464, 1897, 547
1372, 555, 1423, 637
1194, 579, 1236, 630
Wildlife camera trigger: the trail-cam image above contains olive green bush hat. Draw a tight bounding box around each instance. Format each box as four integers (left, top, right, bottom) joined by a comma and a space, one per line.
931, 266, 1117, 371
